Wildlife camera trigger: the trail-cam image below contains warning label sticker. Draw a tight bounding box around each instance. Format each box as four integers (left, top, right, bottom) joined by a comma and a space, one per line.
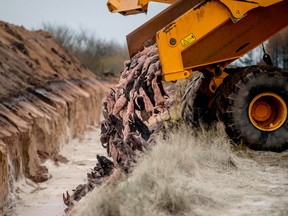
180, 33, 196, 47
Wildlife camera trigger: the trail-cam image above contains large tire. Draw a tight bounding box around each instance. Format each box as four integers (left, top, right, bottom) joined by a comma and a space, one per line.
182, 72, 211, 127
214, 66, 288, 152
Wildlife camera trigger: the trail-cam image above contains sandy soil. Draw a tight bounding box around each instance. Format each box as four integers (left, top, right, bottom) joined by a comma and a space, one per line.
6, 126, 105, 216
71, 126, 288, 216
4, 125, 288, 216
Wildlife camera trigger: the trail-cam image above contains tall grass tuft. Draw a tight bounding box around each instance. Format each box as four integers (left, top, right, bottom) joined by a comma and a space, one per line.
71, 123, 243, 216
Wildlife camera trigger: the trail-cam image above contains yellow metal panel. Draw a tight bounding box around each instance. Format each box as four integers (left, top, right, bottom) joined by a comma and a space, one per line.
107, 0, 148, 14
106, 0, 177, 14
220, 0, 283, 19
163, 70, 192, 81
181, 1, 288, 70
157, 0, 288, 82
151, 0, 177, 4
237, 0, 283, 7
107, 0, 120, 11
126, 0, 205, 58
220, 0, 258, 19
157, 1, 230, 81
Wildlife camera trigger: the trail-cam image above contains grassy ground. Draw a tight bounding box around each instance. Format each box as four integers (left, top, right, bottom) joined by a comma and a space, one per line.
71, 122, 288, 216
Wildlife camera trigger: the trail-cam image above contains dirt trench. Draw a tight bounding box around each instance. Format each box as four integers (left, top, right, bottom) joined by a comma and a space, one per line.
0, 21, 107, 214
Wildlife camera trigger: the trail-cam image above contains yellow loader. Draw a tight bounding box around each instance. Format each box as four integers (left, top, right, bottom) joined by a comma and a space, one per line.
106, 0, 288, 151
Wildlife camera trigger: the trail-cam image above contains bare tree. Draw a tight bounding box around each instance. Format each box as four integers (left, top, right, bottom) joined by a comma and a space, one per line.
266, 27, 288, 68
42, 23, 128, 77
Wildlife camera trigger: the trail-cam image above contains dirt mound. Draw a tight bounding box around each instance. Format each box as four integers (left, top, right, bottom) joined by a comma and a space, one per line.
0, 21, 93, 99
0, 21, 107, 214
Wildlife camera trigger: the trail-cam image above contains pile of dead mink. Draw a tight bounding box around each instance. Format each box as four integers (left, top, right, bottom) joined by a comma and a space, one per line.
101, 43, 169, 167
63, 44, 171, 212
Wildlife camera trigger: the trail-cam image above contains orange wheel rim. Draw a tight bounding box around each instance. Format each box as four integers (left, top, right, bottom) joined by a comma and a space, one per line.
248, 92, 287, 131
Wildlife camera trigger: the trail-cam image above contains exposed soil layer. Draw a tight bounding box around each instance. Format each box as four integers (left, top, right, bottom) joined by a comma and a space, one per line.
0, 21, 106, 214
0, 21, 93, 99
7, 127, 106, 216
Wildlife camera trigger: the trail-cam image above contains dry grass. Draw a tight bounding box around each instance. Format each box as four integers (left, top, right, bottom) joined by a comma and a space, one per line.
71, 124, 235, 216
71, 123, 288, 216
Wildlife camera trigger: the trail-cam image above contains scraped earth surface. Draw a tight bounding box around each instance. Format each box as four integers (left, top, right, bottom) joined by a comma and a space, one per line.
6, 126, 105, 216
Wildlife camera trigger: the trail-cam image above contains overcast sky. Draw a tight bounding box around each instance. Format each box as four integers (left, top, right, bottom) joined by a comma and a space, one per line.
0, 0, 167, 44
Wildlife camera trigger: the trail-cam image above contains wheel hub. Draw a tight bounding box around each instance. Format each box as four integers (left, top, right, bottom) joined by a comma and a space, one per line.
248, 92, 287, 131
251, 101, 272, 122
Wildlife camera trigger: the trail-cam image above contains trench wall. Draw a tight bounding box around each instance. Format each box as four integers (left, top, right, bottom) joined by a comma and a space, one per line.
0, 78, 106, 213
